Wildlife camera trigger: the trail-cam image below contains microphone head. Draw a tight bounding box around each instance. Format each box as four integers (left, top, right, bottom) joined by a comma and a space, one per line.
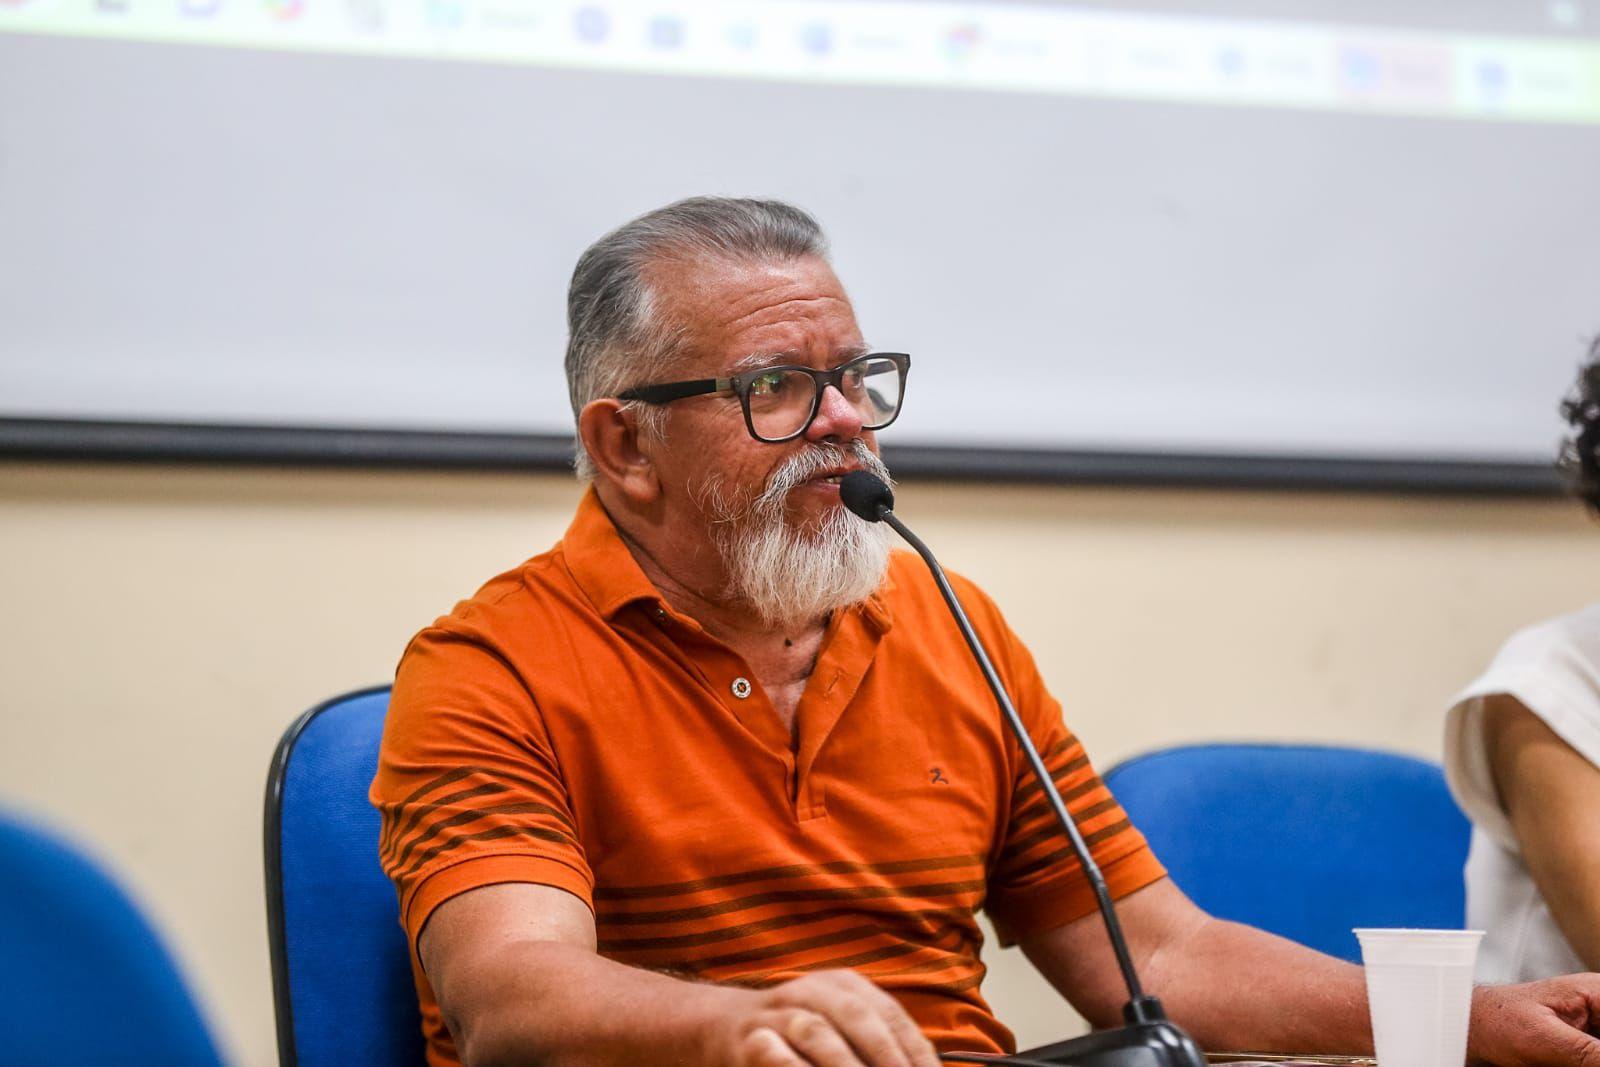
840, 471, 894, 522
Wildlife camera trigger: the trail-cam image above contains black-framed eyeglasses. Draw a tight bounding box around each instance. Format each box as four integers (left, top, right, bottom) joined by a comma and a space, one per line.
618, 351, 910, 444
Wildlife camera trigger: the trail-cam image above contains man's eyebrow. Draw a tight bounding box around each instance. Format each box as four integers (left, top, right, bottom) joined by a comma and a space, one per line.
729, 351, 789, 372
729, 344, 872, 372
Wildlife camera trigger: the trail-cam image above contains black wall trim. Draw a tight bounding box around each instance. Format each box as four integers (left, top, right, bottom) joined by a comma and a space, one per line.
887, 443, 1561, 495
2, 416, 1562, 495
2, 417, 574, 469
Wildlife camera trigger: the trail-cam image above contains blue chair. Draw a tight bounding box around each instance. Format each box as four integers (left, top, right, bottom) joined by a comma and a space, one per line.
1105, 743, 1471, 962
265, 686, 425, 1067
0, 809, 223, 1067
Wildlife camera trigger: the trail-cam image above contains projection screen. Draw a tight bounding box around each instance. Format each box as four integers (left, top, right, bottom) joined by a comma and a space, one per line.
2, 0, 1598, 485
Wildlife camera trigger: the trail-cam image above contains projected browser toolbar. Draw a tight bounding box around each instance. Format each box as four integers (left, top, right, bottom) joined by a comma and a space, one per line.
4, 0, 1598, 123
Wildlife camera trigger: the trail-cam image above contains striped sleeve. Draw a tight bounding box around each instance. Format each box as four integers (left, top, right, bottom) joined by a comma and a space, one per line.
371, 623, 593, 952
964, 589, 1165, 946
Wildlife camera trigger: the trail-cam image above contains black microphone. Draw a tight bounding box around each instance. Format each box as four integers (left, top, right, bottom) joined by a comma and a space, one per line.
840, 472, 1205, 1067
839, 471, 896, 522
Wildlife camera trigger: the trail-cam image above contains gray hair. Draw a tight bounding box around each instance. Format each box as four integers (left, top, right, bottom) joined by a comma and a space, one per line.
564, 197, 830, 480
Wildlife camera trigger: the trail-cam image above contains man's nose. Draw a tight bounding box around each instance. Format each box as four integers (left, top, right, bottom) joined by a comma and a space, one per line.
805, 384, 866, 442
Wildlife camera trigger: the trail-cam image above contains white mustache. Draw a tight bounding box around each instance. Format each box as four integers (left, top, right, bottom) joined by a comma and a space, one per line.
757, 440, 893, 512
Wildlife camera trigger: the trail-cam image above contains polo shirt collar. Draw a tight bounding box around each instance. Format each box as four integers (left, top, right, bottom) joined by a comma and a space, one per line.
562, 487, 665, 620
560, 485, 894, 633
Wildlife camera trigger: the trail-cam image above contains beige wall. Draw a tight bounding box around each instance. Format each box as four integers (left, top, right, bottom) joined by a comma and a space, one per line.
2, 460, 1594, 1064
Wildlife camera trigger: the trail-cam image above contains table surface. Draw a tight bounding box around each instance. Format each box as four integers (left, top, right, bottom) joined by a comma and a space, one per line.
1208, 1057, 1376, 1066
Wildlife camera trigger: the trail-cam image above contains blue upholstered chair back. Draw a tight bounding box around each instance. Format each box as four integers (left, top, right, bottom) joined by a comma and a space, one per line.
1104, 743, 1471, 962
266, 686, 425, 1067
0, 809, 223, 1067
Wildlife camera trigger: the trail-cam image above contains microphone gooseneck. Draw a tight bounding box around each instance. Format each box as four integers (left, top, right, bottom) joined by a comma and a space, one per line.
841, 471, 1203, 1067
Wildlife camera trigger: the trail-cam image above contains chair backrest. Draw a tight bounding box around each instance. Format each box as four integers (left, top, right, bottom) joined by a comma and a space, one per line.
0, 809, 223, 1067
1104, 743, 1471, 962
266, 686, 425, 1067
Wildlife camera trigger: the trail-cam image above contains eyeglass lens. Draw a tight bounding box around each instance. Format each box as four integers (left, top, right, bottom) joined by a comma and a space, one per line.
746, 357, 905, 441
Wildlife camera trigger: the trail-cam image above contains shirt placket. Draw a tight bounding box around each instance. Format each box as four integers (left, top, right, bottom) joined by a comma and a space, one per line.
636, 597, 890, 822
790, 602, 890, 823
641, 601, 796, 782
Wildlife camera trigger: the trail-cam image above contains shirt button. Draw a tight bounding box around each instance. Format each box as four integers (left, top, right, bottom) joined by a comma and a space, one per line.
730, 677, 752, 699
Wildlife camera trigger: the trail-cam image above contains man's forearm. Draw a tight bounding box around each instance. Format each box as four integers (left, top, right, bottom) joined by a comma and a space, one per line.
1144, 916, 1372, 1057
444, 939, 751, 1067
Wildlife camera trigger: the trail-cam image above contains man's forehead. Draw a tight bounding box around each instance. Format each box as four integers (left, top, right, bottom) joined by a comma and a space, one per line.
651, 254, 863, 365
653, 255, 851, 322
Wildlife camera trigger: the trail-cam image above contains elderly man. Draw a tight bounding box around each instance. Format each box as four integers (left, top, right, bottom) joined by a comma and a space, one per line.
373, 197, 1600, 1067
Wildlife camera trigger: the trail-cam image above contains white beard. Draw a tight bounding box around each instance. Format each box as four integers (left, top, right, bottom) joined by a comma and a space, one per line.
694, 440, 895, 630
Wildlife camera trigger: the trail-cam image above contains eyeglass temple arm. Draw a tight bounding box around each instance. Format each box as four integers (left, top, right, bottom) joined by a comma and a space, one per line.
618, 378, 733, 404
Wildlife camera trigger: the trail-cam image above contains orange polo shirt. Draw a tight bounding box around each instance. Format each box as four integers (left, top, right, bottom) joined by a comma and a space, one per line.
372, 488, 1165, 1066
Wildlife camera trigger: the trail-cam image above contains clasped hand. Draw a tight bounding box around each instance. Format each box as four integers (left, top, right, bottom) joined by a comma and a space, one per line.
705, 970, 943, 1067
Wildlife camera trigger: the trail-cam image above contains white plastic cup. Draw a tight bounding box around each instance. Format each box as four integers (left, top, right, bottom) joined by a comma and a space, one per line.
1354, 928, 1484, 1067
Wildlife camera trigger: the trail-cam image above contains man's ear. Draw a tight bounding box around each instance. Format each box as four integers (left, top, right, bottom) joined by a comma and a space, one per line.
579, 399, 662, 505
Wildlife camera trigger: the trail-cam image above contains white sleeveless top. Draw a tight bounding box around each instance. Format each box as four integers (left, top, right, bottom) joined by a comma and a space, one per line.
1443, 603, 1600, 984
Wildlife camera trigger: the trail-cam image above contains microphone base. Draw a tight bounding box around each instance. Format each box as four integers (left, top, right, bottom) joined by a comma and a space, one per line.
1016, 1021, 1209, 1066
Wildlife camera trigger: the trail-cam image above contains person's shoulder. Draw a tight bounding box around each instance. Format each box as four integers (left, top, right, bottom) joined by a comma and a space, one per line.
1493, 602, 1600, 674
410, 539, 588, 651
1450, 601, 1600, 759
885, 549, 992, 601
881, 550, 1013, 636
1542, 601, 1600, 645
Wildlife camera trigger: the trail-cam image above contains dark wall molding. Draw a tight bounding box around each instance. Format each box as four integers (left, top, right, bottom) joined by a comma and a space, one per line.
0, 416, 1561, 496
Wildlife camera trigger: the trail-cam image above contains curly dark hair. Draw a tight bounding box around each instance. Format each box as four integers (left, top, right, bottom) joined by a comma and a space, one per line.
1559, 336, 1600, 515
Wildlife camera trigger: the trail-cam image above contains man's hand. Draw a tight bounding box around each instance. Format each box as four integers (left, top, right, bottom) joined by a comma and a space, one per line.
1469, 976, 1600, 1066
704, 970, 941, 1067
